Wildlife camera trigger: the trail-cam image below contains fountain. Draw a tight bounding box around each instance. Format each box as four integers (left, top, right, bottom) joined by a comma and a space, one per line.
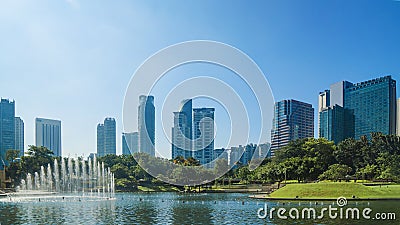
1, 155, 115, 203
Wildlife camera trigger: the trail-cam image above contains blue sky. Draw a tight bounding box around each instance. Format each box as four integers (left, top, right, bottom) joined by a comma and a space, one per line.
1, 0, 400, 158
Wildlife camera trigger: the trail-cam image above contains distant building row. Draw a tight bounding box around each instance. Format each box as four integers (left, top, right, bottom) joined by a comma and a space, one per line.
97, 95, 155, 157
271, 75, 398, 155
0, 99, 62, 168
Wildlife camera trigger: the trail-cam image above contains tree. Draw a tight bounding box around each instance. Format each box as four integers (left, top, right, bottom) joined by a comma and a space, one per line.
21, 146, 54, 175
184, 157, 200, 166
111, 163, 129, 179
6, 149, 20, 162
357, 164, 378, 180
5, 150, 22, 186
236, 166, 250, 183
334, 138, 364, 173
173, 156, 185, 165
214, 158, 230, 177
319, 164, 352, 181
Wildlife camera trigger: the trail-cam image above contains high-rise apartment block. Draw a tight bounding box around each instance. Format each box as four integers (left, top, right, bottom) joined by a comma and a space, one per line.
97, 118, 116, 157
171, 99, 193, 160
193, 108, 215, 165
15, 117, 24, 157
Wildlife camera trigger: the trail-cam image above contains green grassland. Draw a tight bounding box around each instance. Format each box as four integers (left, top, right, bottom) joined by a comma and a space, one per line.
269, 182, 400, 199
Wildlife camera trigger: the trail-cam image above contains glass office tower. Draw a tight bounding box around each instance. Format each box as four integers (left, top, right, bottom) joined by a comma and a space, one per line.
319, 76, 396, 142
270, 99, 314, 155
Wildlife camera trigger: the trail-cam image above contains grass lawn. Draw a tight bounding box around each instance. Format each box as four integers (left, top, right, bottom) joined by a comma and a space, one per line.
137, 185, 181, 192
269, 182, 400, 199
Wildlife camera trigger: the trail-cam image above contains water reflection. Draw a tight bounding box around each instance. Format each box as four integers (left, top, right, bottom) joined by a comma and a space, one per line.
0, 193, 398, 224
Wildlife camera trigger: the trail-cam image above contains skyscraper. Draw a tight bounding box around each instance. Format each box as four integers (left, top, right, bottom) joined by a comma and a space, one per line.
193, 108, 215, 165
35, 118, 62, 157
15, 117, 24, 157
0, 99, 15, 167
397, 98, 400, 136
97, 118, 116, 157
319, 76, 396, 143
270, 99, 314, 154
171, 99, 193, 160
96, 124, 104, 156
138, 95, 155, 156
122, 132, 139, 155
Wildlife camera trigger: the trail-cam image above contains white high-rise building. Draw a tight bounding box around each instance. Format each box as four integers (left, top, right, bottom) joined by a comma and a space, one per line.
35, 118, 62, 157
193, 108, 215, 165
15, 117, 24, 157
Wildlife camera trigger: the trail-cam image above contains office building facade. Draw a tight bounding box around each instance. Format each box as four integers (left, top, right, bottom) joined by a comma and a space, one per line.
35, 118, 62, 157
193, 108, 215, 165
138, 95, 155, 156
319, 76, 396, 143
0, 99, 15, 167
171, 99, 193, 160
97, 118, 116, 157
397, 98, 400, 136
270, 99, 314, 154
15, 117, 24, 157
122, 132, 139, 155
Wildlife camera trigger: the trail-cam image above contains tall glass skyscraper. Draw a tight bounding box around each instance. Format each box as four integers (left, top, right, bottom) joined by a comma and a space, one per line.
122, 132, 138, 155
35, 118, 62, 157
97, 117, 116, 157
172, 99, 193, 160
15, 117, 24, 157
0, 99, 15, 167
96, 124, 104, 156
270, 99, 314, 154
193, 108, 215, 165
138, 95, 155, 156
319, 76, 396, 142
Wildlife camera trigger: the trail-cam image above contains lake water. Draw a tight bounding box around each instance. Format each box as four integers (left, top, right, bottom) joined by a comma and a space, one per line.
0, 192, 399, 224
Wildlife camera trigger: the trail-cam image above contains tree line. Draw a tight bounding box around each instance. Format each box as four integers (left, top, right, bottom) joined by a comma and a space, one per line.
4, 132, 400, 191
235, 133, 400, 184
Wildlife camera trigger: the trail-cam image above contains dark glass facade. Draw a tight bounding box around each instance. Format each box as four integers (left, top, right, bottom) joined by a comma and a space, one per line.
138, 95, 155, 156
122, 132, 138, 155
319, 105, 354, 144
344, 76, 396, 139
0, 99, 15, 167
270, 99, 314, 154
319, 76, 396, 142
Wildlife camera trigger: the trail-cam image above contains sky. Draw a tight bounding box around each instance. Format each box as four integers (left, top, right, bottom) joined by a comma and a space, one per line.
1, 0, 400, 158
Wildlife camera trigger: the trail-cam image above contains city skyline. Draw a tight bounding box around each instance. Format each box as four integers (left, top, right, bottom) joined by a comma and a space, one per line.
2, 74, 399, 159
1, 1, 400, 157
